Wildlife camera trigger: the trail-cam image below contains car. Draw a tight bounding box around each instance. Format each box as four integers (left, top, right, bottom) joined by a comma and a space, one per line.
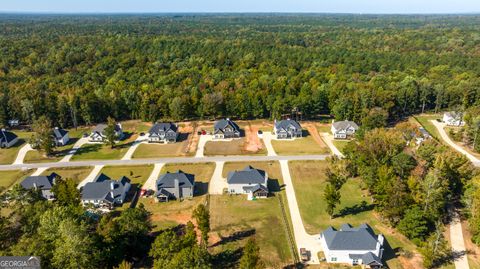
82, 133, 89, 138
300, 248, 310, 262
140, 132, 145, 136
257, 130, 263, 134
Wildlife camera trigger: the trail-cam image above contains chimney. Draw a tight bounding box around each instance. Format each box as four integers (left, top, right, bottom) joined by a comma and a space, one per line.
110, 181, 115, 190
173, 179, 180, 198
55, 127, 59, 130
226, 118, 230, 121
33, 182, 38, 190
1, 128, 5, 132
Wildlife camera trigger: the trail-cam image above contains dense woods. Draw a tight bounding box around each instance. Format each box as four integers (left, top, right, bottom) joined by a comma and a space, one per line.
1, 14, 480, 127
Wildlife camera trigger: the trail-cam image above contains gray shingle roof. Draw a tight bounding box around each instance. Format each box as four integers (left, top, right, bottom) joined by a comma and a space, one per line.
53, 127, 68, 139
0, 129, 18, 143
20, 173, 58, 191
92, 123, 122, 135
81, 174, 130, 203
149, 122, 177, 135
156, 171, 195, 189
243, 184, 268, 193
445, 111, 462, 120
349, 252, 382, 265
275, 119, 302, 131
332, 121, 359, 131
227, 166, 266, 184
214, 119, 240, 132
322, 223, 379, 251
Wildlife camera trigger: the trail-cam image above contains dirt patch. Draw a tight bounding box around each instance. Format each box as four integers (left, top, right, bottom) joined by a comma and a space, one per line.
462, 220, 480, 267
304, 123, 328, 148
244, 122, 264, 152
398, 254, 424, 269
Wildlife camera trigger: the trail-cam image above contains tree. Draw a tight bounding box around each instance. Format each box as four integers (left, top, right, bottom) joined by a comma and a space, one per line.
239, 238, 262, 269
192, 204, 210, 246
114, 260, 133, 269
30, 116, 55, 156
420, 224, 451, 269
392, 152, 417, 179
51, 177, 80, 206
324, 183, 341, 218
104, 116, 118, 148
397, 206, 431, 244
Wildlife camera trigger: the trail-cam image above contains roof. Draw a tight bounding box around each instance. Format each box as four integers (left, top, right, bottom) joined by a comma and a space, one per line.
243, 184, 269, 193
92, 123, 122, 134
419, 127, 431, 137
0, 129, 18, 143
214, 119, 240, 132
275, 119, 302, 131
349, 252, 382, 265
321, 223, 380, 251
149, 122, 177, 134
53, 127, 68, 139
81, 174, 130, 203
227, 166, 266, 184
445, 111, 463, 120
156, 171, 195, 189
20, 173, 58, 191
332, 121, 359, 131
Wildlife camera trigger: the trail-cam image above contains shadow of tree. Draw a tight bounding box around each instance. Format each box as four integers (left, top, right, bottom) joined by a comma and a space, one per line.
74, 143, 103, 155
267, 179, 284, 194
194, 182, 209, 196
336, 201, 374, 218
212, 248, 244, 268
210, 229, 256, 248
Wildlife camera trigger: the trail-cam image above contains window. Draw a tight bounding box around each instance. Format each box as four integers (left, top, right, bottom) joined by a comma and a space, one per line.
352, 259, 359, 265
331, 257, 337, 262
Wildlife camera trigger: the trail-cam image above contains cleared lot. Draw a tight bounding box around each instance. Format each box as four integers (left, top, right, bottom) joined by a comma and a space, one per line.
204, 138, 266, 156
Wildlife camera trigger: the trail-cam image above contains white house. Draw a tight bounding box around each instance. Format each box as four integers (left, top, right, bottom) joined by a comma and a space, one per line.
331, 120, 359, 139
0, 129, 19, 148
53, 127, 70, 146
320, 224, 384, 268
89, 123, 124, 142
227, 166, 269, 200
443, 112, 464, 127
81, 173, 131, 209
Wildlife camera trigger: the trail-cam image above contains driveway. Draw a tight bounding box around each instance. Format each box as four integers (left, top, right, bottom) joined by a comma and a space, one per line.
320, 132, 344, 158
195, 134, 212, 158
13, 144, 33, 165
31, 167, 49, 176
431, 120, 480, 167
208, 161, 226, 194
77, 165, 104, 188
261, 132, 277, 156
143, 163, 165, 190
59, 137, 89, 163
121, 136, 147, 160
450, 209, 469, 269
279, 160, 322, 264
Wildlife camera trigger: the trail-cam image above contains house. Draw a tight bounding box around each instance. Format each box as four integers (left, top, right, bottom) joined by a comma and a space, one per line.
227, 166, 269, 200
274, 119, 303, 139
320, 224, 384, 268
155, 170, 195, 202
213, 118, 240, 139
8, 119, 19, 127
0, 129, 19, 148
443, 112, 464, 126
331, 120, 359, 139
89, 123, 124, 142
148, 122, 178, 143
53, 127, 70, 146
81, 173, 131, 209
20, 173, 58, 200
415, 127, 432, 145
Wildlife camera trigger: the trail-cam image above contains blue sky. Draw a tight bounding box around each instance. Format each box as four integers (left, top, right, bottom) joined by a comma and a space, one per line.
1, 0, 480, 14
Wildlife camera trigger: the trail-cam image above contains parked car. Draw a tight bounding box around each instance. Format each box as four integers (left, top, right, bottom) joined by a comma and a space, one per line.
82, 133, 89, 138
300, 248, 310, 262
140, 132, 145, 136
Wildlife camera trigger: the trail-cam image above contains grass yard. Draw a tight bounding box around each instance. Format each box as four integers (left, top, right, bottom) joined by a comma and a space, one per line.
40, 166, 93, 184
209, 195, 293, 268
71, 133, 138, 161
0, 169, 33, 191
316, 124, 331, 134
132, 136, 191, 159
414, 114, 442, 140
204, 138, 266, 156
289, 160, 421, 269
332, 140, 350, 154
271, 131, 329, 155
100, 165, 154, 186
0, 131, 33, 164
120, 120, 152, 133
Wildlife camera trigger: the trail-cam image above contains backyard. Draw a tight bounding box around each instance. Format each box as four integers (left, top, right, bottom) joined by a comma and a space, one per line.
41, 166, 93, 184
0, 169, 33, 191
288, 160, 422, 269
0, 131, 33, 164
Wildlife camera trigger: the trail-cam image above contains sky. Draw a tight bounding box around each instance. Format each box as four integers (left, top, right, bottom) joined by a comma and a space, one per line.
1, 0, 480, 14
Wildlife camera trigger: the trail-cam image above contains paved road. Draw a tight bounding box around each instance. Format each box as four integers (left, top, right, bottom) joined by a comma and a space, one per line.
432, 120, 480, 167
1, 154, 329, 171
279, 160, 322, 264
320, 132, 344, 157
209, 161, 225, 194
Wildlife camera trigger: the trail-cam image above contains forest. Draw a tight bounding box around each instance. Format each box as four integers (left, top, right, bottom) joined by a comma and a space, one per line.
0, 14, 479, 128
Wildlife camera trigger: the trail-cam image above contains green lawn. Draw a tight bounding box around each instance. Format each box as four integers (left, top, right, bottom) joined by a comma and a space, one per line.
132, 138, 191, 159
100, 165, 154, 186
71, 133, 138, 161
209, 195, 293, 268
289, 160, 420, 269
271, 131, 329, 155
204, 138, 266, 156
40, 166, 93, 184
0, 131, 33, 164
121, 120, 152, 134
0, 170, 34, 191
414, 114, 442, 140
332, 140, 350, 154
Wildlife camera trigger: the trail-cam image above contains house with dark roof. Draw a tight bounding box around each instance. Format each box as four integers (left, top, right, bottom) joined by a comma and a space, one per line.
320, 224, 384, 268
227, 166, 269, 200
148, 122, 178, 143
0, 129, 19, 148
81, 173, 131, 209
155, 171, 195, 202
53, 127, 70, 146
331, 120, 359, 139
213, 118, 240, 139
443, 111, 464, 126
274, 119, 303, 139
20, 173, 59, 200
89, 123, 124, 142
